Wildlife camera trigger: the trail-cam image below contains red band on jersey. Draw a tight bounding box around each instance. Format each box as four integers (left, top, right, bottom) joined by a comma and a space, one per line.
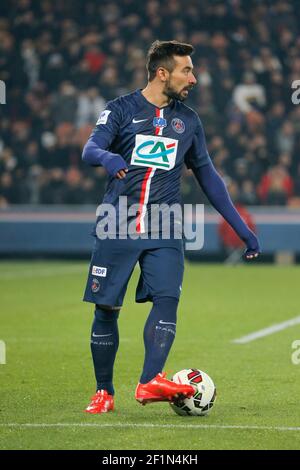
136, 108, 163, 233
155, 107, 161, 135
136, 167, 153, 233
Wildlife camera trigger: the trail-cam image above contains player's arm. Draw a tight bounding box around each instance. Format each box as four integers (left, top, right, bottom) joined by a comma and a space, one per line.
185, 117, 261, 260
82, 102, 128, 179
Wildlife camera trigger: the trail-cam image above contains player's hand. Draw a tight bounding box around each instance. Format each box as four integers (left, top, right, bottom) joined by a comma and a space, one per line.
243, 230, 261, 260
103, 154, 128, 178
116, 169, 128, 179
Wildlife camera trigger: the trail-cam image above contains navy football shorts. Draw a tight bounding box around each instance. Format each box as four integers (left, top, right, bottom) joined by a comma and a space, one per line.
83, 237, 184, 309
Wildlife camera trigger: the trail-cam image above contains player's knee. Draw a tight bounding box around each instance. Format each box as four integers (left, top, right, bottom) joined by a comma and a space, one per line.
152, 296, 179, 309
152, 296, 179, 325
95, 305, 120, 322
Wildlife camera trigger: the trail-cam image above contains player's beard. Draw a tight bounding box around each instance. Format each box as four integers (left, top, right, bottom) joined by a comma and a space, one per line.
163, 80, 193, 102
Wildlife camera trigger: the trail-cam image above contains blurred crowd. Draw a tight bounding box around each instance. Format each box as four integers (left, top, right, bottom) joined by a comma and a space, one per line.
1, 0, 300, 207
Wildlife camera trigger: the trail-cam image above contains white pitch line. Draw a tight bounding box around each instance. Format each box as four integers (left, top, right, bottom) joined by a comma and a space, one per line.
0, 423, 300, 432
232, 315, 300, 344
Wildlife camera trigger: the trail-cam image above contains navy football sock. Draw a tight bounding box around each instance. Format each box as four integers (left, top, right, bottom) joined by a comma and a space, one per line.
90, 306, 119, 395
140, 296, 178, 384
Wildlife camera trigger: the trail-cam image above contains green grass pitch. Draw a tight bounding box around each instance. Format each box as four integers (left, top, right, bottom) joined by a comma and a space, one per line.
0, 260, 300, 450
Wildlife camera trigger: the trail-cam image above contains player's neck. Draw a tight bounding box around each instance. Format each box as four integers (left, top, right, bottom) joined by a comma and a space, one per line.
141, 84, 172, 109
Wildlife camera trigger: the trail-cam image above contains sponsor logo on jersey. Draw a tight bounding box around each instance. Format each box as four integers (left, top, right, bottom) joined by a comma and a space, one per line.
132, 118, 148, 123
92, 265, 107, 277
171, 118, 185, 134
152, 117, 167, 128
96, 110, 111, 125
131, 134, 178, 170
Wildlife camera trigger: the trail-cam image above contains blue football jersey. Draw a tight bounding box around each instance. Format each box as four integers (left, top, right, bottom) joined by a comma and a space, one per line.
89, 89, 210, 235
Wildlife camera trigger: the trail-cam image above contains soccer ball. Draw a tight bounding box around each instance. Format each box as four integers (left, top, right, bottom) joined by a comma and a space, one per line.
170, 368, 216, 416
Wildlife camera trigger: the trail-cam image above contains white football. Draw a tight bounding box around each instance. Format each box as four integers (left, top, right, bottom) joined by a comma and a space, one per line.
170, 368, 216, 416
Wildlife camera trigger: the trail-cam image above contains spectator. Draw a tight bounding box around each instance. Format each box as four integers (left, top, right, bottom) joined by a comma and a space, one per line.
52, 81, 77, 126
0, 172, 18, 204
276, 121, 295, 154
0, 0, 299, 206
64, 166, 83, 204
257, 165, 294, 205
40, 168, 66, 204
240, 180, 259, 206
233, 72, 266, 114
76, 87, 105, 128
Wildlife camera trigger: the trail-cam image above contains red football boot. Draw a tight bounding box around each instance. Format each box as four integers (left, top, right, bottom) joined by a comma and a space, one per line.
135, 372, 195, 405
84, 390, 114, 414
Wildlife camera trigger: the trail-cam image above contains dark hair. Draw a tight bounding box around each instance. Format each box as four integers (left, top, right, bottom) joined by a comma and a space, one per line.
146, 40, 194, 81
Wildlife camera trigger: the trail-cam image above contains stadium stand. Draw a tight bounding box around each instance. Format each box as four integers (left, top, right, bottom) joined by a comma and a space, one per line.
0, 0, 300, 207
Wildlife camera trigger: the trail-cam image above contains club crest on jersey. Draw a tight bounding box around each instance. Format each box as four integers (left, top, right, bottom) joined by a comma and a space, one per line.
91, 278, 100, 293
152, 117, 167, 129
171, 118, 185, 134
131, 134, 178, 171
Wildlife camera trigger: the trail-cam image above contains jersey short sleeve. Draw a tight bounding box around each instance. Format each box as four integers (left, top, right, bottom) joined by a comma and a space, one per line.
184, 114, 211, 170
90, 99, 123, 149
